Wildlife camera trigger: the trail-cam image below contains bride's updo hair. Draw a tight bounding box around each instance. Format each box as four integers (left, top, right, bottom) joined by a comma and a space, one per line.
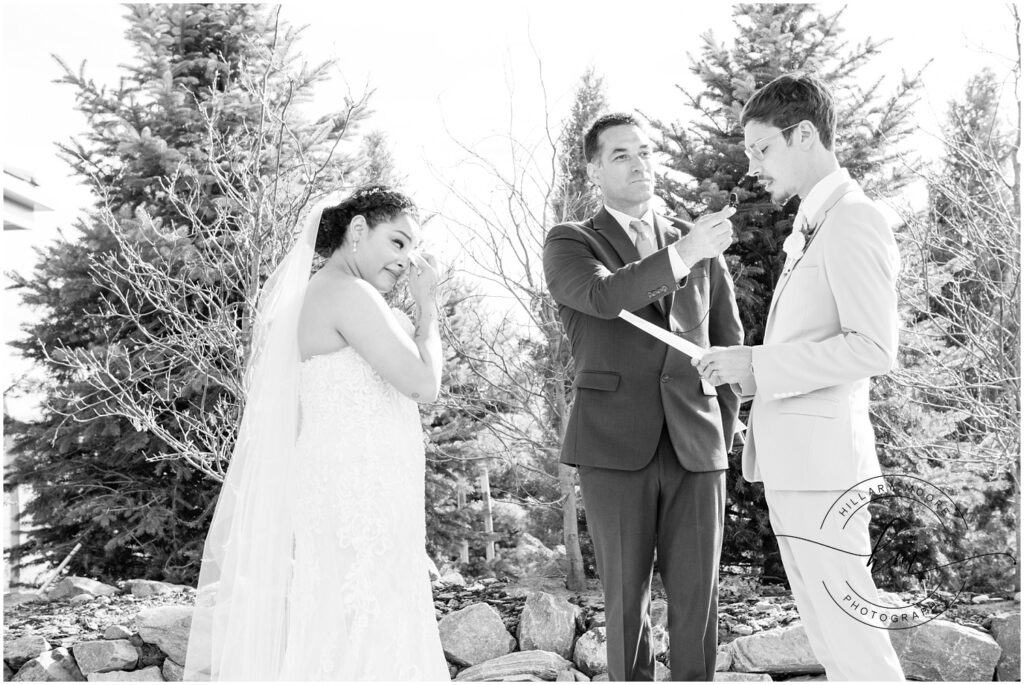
315, 184, 417, 258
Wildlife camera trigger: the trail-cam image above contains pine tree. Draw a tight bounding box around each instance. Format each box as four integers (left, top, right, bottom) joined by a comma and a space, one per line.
648, 4, 924, 580
6, 4, 374, 582
874, 63, 1020, 592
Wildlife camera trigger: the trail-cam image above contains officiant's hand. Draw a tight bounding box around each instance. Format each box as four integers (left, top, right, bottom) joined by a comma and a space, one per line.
694, 345, 753, 386
674, 206, 735, 268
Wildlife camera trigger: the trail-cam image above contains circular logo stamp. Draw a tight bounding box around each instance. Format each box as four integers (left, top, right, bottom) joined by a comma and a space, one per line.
779, 474, 1016, 630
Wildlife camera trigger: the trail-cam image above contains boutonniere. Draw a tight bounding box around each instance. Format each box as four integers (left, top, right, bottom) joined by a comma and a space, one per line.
782, 216, 818, 262
782, 230, 806, 261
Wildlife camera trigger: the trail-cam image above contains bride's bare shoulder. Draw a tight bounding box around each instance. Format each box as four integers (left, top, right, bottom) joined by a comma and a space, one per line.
305, 270, 387, 315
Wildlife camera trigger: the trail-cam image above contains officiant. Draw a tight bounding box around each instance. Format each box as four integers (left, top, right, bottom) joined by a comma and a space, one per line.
542, 112, 743, 682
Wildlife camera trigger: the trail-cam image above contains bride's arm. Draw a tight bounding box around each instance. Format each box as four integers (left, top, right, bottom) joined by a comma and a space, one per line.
332, 278, 442, 402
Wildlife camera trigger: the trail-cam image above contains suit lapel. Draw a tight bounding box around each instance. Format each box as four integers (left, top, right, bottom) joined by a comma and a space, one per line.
593, 208, 670, 318
592, 208, 640, 266
765, 179, 863, 331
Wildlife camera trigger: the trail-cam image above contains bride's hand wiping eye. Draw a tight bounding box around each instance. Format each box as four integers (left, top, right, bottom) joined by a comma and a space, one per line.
407, 251, 440, 303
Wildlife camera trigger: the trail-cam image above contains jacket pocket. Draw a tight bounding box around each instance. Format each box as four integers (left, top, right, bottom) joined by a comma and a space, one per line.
778, 396, 839, 418
573, 370, 620, 392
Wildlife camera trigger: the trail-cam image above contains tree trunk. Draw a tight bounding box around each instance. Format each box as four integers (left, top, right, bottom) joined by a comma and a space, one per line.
479, 466, 495, 562
559, 463, 586, 591
548, 318, 586, 592
456, 482, 470, 564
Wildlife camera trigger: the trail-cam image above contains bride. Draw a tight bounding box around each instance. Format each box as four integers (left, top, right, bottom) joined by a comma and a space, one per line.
184, 186, 450, 681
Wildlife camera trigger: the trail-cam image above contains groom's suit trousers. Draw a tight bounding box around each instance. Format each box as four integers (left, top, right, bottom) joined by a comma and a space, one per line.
765, 490, 904, 681
579, 427, 724, 682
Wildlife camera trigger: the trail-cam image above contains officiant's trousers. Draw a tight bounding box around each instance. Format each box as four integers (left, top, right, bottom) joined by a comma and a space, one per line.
578, 426, 724, 681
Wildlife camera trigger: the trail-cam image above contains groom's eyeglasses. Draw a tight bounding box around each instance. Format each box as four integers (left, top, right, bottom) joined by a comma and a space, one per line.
744, 123, 801, 161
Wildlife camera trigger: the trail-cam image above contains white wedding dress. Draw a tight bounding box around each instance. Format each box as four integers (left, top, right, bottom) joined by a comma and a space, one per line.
278, 339, 450, 680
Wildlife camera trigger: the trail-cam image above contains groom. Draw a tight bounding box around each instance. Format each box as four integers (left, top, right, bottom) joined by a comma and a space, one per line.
543, 112, 742, 681
695, 73, 905, 680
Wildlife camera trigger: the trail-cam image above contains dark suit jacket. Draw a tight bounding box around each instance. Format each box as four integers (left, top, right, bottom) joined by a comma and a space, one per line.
543, 208, 743, 472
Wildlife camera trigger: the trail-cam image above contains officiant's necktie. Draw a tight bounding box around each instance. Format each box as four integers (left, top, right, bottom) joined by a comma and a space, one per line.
630, 219, 665, 314
630, 219, 656, 260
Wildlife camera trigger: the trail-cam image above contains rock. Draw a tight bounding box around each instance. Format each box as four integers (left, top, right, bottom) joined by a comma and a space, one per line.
440, 571, 467, 587
517, 592, 579, 659
455, 650, 573, 681
71, 640, 138, 675
732, 624, 754, 636
135, 606, 193, 665
507, 533, 566, 577
972, 594, 992, 604
447, 662, 459, 679
4, 591, 43, 607
556, 670, 574, 681
4, 635, 52, 671
724, 624, 824, 674
161, 660, 184, 682
132, 643, 164, 670
126, 580, 180, 599
427, 555, 442, 582
713, 674, 774, 682
651, 625, 669, 658
102, 626, 133, 641
47, 577, 118, 600
715, 645, 733, 672
990, 612, 1020, 681
85, 666, 163, 682
438, 602, 517, 667
11, 648, 85, 681
588, 611, 606, 629
889, 618, 1001, 681
70, 594, 95, 605
654, 662, 671, 681
5, 663, 13, 680
782, 676, 827, 682
650, 599, 668, 630
592, 675, 609, 682
572, 627, 608, 677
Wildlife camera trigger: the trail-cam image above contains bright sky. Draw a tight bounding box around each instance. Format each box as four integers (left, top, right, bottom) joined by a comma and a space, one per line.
2, 0, 1018, 414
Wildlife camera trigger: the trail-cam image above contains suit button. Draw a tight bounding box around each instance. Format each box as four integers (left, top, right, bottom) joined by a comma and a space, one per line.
661, 374, 670, 383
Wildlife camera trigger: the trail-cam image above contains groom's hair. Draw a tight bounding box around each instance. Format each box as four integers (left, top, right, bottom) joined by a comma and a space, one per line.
583, 112, 643, 163
316, 184, 417, 257
740, 72, 836, 150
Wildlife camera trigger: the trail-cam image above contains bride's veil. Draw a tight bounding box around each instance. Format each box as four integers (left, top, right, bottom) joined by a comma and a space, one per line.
184, 197, 334, 680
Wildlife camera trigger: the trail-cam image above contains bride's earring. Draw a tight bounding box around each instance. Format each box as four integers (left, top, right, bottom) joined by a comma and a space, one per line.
352, 239, 359, 254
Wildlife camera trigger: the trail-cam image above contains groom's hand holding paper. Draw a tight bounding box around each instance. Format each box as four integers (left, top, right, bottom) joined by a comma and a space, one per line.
694, 345, 754, 388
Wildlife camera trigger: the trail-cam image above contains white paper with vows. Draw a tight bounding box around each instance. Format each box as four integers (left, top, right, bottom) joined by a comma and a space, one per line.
618, 309, 706, 360
618, 309, 718, 395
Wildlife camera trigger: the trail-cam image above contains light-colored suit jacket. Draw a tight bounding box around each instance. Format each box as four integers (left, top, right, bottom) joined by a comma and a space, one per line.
742, 177, 900, 491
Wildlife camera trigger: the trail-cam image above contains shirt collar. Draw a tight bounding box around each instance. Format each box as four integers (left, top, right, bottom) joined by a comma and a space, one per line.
604, 205, 656, 235
798, 167, 850, 222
